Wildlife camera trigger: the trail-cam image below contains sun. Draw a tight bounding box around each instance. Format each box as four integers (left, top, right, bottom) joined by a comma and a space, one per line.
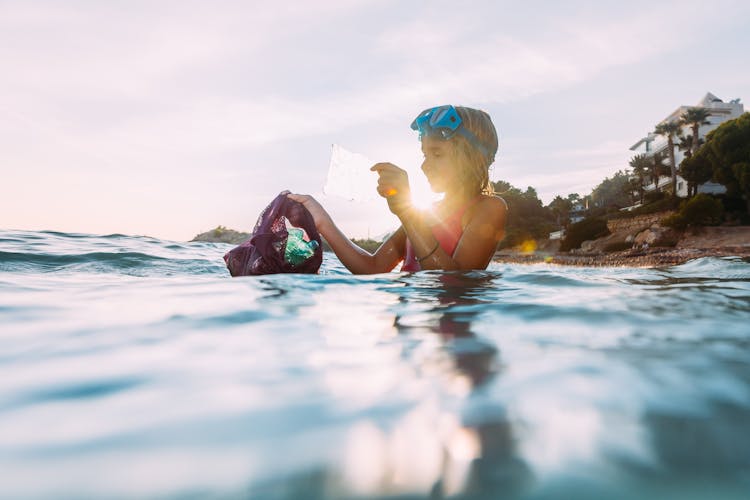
409, 173, 442, 210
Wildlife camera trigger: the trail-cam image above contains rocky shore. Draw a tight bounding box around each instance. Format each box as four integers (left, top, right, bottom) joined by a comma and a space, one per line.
494, 226, 750, 267
493, 246, 750, 267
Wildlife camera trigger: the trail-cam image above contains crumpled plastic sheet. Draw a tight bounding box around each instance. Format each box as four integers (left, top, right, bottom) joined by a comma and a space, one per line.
323, 144, 378, 202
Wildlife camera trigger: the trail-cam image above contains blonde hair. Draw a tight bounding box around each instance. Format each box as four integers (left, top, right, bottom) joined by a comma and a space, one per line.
450, 106, 499, 196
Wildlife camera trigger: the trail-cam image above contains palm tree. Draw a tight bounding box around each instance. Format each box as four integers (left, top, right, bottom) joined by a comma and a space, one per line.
678, 134, 705, 159
654, 121, 682, 196
629, 154, 650, 204
677, 134, 694, 159
647, 150, 668, 194
681, 107, 712, 155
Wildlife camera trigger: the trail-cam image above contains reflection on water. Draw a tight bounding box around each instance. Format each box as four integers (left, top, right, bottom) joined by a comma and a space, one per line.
1, 231, 750, 499
243, 271, 533, 499
392, 272, 532, 498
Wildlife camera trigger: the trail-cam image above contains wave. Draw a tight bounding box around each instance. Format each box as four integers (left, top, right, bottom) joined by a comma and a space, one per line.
0, 230, 230, 276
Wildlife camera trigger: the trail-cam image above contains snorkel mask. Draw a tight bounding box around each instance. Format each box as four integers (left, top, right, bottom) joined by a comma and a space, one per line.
410, 105, 491, 159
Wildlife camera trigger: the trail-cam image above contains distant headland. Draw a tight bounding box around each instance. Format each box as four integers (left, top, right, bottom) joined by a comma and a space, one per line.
191, 226, 250, 244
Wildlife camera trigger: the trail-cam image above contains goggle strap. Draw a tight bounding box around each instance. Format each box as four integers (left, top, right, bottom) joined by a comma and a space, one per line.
456, 127, 490, 159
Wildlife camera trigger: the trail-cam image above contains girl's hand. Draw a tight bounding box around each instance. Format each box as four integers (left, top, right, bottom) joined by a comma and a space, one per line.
370, 162, 413, 217
286, 193, 334, 234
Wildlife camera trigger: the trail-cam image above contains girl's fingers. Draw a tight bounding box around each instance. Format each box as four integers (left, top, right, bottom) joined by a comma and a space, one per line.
287, 193, 309, 203
370, 162, 401, 173
376, 186, 398, 197
372, 163, 408, 199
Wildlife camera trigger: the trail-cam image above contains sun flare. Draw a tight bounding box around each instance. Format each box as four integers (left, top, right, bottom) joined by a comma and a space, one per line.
410, 176, 441, 210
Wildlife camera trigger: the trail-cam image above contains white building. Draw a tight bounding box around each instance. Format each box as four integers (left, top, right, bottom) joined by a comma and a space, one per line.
629, 92, 744, 198
569, 202, 586, 224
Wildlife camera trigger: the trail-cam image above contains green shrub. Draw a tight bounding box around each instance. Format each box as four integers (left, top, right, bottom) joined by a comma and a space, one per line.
661, 194, 724, 228
560, 217, 610, 251
609, 197, 680, 219
661, 213, 687, 230
644, 191, 666, 204
680, 194, 724, 226
717, 195, 746, 214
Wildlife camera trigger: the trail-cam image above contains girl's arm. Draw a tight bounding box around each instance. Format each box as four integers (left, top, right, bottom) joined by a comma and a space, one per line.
370, 163, 506, 270
287, 193, 406, 274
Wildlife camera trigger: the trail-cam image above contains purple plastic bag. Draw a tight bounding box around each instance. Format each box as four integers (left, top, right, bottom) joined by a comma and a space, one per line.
223, 191, 323, 276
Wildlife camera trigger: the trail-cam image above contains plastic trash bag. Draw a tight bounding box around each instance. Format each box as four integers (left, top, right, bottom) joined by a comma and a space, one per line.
223, 191, 323, 276
323, 144, 378, 202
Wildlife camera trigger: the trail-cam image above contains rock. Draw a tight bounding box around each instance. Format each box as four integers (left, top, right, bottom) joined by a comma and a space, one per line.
634, 229, 656, 246
580, 240, 598, 253
634, 227, 678, 247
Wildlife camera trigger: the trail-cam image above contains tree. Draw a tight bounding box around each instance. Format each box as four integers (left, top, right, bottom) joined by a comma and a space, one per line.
654, 120, 683, 195
547, 195, 572, 228
680, 147, 713, 197
492, 180, 556, 248
681, 107, 712, 155
629, 154, 650, 203
591, 170, 634, 209
700, 112, 750, 213
566, 193, 582, 206
678, 134, 706, 197
492, 180, 514, 195
677, 134, 700, 160
524, 186, 539, 200
646, 150, 669, 193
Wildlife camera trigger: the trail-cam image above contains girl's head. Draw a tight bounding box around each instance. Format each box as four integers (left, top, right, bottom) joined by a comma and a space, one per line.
412, 105, 498, 196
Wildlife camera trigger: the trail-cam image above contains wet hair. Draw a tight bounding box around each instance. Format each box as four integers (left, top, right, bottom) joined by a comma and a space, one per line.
450, 106, 499, 196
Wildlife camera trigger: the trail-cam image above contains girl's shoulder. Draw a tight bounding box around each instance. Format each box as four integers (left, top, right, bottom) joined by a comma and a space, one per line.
462, 194, 507, 228
476, 194, 508, 212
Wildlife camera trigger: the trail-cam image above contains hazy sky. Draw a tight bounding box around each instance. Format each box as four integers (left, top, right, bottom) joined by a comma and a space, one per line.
2, 0, 749, 241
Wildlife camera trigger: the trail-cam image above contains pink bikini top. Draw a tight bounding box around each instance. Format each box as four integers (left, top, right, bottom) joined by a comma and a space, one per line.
401, 197, 479, 272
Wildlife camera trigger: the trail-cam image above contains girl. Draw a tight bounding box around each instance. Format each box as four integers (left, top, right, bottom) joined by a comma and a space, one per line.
288, 105, 507, 274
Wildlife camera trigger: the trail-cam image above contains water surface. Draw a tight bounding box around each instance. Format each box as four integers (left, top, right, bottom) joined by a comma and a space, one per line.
1, 230, 749, 499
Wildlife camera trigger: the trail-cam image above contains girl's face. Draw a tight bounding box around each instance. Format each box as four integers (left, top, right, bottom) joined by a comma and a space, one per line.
420, 136, 461, 194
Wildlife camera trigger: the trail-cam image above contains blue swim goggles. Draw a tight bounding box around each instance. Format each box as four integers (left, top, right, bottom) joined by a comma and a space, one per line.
410, 105, 490, 159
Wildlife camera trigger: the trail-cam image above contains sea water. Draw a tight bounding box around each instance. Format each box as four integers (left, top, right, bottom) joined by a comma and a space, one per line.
1, 229, 749, 500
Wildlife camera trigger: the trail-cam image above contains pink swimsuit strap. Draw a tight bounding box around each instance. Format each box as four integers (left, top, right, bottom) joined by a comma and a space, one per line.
401, 197, 480, 272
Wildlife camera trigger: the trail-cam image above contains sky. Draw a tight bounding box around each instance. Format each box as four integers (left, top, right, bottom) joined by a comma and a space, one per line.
2, 0, 750, 241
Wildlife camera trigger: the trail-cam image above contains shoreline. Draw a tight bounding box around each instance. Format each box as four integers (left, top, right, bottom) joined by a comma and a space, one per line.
494, 225, 750, 268
493, 246, 750, 267
194, 225, 750, 268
